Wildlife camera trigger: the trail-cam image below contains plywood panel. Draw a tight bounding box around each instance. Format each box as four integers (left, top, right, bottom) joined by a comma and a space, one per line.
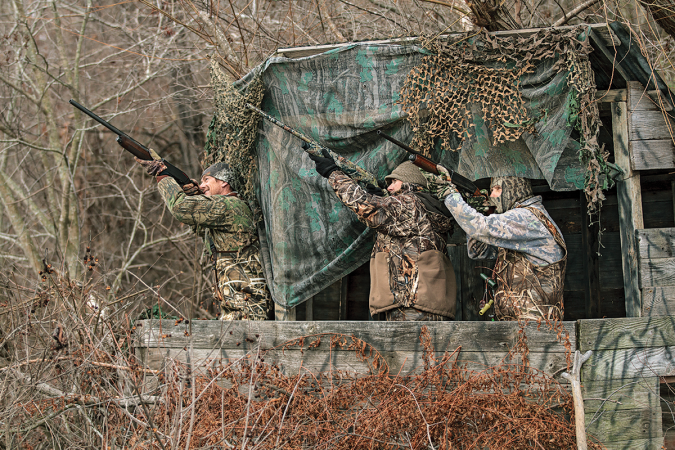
578, 316, 675, 350
135, 320, 576, 353
631, 139, 675, 171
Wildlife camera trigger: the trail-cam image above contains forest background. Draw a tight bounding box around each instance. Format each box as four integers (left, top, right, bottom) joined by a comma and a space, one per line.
0, 0, 672, 448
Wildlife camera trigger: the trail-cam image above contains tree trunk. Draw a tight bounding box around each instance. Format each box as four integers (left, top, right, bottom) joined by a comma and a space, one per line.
640, 0, 675, 39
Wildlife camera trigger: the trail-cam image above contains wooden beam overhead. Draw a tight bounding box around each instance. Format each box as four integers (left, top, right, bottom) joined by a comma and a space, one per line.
275, 23, 619, 59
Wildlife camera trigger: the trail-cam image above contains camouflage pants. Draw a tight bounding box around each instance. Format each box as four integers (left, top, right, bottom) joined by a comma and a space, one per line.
381, 307, 450, 321
215, 253, 271, 321
494, 289, 563, 322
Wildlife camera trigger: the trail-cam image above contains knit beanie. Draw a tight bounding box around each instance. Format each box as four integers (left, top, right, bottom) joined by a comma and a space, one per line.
490, 176, 534, 213
385, 161, 428, 188
202, 162, 233, 184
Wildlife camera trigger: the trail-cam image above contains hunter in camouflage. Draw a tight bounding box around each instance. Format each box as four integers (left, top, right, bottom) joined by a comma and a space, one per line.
309, 152, 457, 321
432, 170, 566, 322
137, 156, 271, 320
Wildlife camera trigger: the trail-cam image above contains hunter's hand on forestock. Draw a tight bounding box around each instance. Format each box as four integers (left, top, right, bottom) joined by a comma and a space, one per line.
182, 179, 203, 196
135, 157, 167, 177
135, 147, 167, 177
428, 165, 459, 199
363, 182, 384, 196
308, 149, 339, 178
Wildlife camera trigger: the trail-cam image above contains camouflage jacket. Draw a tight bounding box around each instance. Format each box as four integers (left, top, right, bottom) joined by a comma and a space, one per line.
443, 194, 565, 265
328, 171, 456, 318
158, 178, 257, 253
444, 193, 566, 321
158, 178, 271, 320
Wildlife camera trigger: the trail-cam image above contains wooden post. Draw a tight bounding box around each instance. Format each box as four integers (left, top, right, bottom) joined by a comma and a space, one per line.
612, 101, 644, 317
275, 303, 297, 321
338, 277, 348, 320
305, 298, 313, 321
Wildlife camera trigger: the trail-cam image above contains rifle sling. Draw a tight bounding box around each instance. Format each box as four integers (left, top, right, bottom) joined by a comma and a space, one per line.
413, 192, 452, 218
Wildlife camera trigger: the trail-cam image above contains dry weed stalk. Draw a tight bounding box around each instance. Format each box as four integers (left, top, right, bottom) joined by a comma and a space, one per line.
1, 261, 598, 449
137, 325, 599, 450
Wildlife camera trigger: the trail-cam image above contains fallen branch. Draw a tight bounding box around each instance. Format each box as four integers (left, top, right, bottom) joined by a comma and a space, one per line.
553, 0, 600, 26
562, 350, 593, 450
0, 357, 161, 374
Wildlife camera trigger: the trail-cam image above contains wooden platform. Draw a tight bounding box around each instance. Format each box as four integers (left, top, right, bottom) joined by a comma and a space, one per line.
134, 318, 672, 449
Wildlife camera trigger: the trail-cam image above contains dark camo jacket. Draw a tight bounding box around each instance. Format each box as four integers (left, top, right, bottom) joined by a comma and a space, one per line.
328, 171, 454, 312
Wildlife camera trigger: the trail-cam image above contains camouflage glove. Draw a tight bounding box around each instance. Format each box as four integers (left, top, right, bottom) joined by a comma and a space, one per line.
423, 165, 459, 199
135, 148, 166, 177
464, 189, 493, 215
182, 179, 203, 196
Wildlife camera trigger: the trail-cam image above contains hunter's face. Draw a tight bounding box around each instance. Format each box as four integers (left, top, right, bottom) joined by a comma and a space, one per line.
199, 176, 231, 196
387, 179, 403, 194
490, 185, 502, 198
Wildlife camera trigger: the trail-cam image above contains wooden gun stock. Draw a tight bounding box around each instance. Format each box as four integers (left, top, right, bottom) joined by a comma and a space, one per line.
117, 135, 152, 160
409, 154, 439, 175
70, 99, 193, 186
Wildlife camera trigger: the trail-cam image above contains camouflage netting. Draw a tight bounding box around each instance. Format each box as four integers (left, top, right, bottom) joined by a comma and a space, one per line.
399, 27, 613, 212
204, 28, 612, 308
203, 59, 264, 218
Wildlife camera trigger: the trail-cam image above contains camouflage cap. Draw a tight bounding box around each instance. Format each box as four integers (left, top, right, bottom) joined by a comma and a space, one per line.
202, 162, 233, 185
385, 161, 428, 188
490, 176, 534, 213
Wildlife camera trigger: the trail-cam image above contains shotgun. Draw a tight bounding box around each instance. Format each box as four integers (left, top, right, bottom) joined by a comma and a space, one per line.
377, 130, 486, 197
246, 103, 387, 195
69, 99, 192, 186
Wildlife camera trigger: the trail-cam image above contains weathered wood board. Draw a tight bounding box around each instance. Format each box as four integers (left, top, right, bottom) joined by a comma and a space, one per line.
643, 286, 675, 316
628, 80, 675, 171
631, 139, 675, 170
134, 318, 675, 449
629, 110, 675, 142
133, 321, 574, 385
613, 99, 644, 318
578, 316, 675, 350
637, 228, 675, 316
579, 318, 666, 449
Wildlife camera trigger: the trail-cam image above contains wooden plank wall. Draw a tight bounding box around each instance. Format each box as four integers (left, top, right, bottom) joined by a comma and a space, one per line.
134, 320, 574, 379
638, 228, 675, 316
135, 317, 675, 449
628, 81, 675, 171
579, 317, 672, 450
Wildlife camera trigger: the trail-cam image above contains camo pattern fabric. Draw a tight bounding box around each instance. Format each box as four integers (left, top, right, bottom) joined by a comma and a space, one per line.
423, 171, 493, 215
215, 245, 271, 321
328, 171, 455, 316
158, 178, 271, 320
443, 192, 566, 321
382, 307, 449, 322
492, 206, 566, 322
490, 176, 534, 214
443, 194, 565, 266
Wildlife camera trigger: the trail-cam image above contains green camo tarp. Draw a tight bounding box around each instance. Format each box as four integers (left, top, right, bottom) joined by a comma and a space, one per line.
237, 43, 587, 308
